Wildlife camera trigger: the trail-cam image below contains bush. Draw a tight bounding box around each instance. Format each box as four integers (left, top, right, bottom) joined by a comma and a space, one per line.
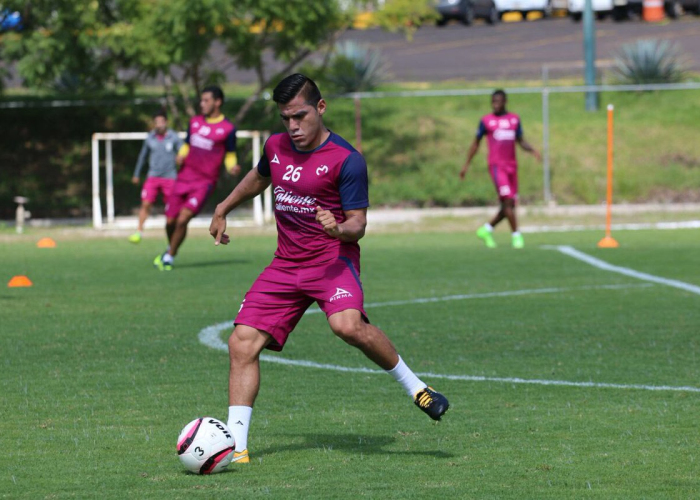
614, 39, 687, 84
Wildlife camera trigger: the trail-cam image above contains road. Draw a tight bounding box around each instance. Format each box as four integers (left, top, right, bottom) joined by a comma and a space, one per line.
212, 16, 700, 84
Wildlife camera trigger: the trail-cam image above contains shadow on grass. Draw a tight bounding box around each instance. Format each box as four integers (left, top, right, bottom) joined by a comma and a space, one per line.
177, 259, 250, 269
258, 432, 454, 459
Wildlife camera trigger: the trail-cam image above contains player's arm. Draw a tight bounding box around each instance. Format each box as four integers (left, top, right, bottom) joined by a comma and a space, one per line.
132, 140, 149, 184
209, 148, 272, 246
176, 125, 191, 166
316, 207, 367, 242
515, 122, 542, 161
223, 129, 241, 177
316, 151, 369, 242
460, 120, 486, 180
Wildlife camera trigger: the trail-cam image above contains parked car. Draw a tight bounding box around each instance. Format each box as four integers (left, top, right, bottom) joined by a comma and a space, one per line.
435, 0, 500, 25
568, 0, 628, 20
495, 0, 553, 18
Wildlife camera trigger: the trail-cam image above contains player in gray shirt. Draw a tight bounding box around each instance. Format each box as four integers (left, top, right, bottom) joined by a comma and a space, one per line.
129, 111, 183, 243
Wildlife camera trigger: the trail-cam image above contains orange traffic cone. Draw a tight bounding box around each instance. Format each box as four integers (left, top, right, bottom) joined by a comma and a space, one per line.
643, 0, 664, 21
37, 237, 56, 248
8, 275, 33, 287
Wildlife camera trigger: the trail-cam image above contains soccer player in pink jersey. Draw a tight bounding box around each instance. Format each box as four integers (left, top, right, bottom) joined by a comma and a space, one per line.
459, 90, 541, 249
153, 86, 241, 271
209, 74, 449, 464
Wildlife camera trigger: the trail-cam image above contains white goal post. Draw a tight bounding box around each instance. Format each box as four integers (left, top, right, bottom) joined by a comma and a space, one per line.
90, 130, 273, 229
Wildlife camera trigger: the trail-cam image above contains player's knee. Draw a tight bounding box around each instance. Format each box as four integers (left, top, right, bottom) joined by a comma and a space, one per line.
330, 319, 367, 347
228, 325, 266, 361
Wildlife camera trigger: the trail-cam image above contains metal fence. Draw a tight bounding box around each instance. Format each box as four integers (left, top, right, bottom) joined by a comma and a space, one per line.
342, 81, 700, 204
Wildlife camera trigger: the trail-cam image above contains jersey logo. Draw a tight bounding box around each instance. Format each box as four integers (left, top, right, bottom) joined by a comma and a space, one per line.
199, 125, 211, 136
330, 288, 353, 302
316, 165, 329, 176
271, 153, 280, 164
188, 196, 199, 208
216, 128, 224, 135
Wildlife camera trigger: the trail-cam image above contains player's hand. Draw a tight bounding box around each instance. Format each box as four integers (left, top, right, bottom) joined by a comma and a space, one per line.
176, 155, 185, 167
209, 211, 230, 246
227, 164, 242, 177
459, 168, 468, 181
315, 206, 342, 238
534, 150, 543, 162
131, 177, 140, 185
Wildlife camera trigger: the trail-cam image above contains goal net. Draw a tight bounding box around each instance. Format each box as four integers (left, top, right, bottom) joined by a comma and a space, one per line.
90, 130, 273, 229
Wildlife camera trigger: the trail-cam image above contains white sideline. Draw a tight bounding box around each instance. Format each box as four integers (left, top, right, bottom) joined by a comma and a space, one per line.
552, 245, 700, 296
195, 282, 700, 394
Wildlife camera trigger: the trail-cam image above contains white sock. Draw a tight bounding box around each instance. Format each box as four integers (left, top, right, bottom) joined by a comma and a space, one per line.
484, 223, 494, 232
386, 356, 427, 398
228, 406, 252, 452
512, 231, 521, 237
162, 252, 174, 264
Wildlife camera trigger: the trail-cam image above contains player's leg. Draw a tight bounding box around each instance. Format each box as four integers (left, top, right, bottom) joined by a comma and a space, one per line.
131, 179, 157, 243
504, 170, 523, 248
168, 207, 195, 258
137, 200, 152, 232
227, 324, 273, 462
327, 310, 449, 421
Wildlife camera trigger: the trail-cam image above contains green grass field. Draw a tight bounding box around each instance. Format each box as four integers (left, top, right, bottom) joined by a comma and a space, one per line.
2, 226, 700, 499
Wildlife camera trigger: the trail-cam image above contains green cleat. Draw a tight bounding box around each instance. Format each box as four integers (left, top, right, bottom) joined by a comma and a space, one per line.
153, 253, 173, 271
476, 226, 497, 248
512, 233, 524, 249
128, 232, 142, 244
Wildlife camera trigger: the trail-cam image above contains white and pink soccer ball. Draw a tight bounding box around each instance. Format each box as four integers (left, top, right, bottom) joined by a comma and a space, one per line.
177, 417, 235, 474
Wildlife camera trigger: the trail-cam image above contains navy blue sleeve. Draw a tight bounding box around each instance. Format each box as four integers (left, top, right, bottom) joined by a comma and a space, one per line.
515, 121, 523, 140
185, 125, 191, 144
256, 139, 271, 177
339, 151, 369, 211
476, 120, 487, 139
225, 128, 236, 152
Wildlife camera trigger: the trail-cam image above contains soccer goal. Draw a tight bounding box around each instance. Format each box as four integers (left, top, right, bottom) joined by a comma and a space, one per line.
90, 130, 273, 229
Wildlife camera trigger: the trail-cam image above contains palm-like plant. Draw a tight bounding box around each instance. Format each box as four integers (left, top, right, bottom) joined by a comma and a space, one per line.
324, 40, 386, 94
614, 39, 687, 84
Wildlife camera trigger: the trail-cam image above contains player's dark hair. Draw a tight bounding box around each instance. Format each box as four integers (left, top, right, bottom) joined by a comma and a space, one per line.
273, 74, 322, 107
153, 110, 167, 120
492, 89, 507, 99
202, 85, 225, 103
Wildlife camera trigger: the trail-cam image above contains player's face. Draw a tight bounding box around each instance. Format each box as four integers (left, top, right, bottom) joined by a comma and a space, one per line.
200, 92, 220, 117
154, 116, 167, 135
278, 94, 326, 151
491, 94, 506, 115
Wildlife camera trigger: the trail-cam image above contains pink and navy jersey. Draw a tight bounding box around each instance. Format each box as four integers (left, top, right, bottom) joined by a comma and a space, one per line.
477, 112, 523, 169
257, 132, 369, 266
178, 115, 236, 185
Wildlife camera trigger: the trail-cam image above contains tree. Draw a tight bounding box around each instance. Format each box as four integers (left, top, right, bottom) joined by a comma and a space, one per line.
1, 0, 142, 92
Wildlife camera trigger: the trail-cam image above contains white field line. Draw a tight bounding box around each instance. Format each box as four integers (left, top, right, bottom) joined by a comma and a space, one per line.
522, 220, 700, 233
195, 282, 700, 394
553, 245, 700, 296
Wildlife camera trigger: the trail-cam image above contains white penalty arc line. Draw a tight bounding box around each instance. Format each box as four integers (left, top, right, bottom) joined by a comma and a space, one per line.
552, 245, 700, 296
196, 282, 700, 394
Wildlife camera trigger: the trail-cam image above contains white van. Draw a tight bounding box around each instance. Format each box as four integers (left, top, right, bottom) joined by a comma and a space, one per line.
568, 0, 628, 20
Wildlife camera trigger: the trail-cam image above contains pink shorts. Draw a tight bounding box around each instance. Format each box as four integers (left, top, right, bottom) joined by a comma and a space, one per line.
165, 181, 214, 218
489, 164, 518, 200
141, 177, 175, 204
235, 256, 368, 351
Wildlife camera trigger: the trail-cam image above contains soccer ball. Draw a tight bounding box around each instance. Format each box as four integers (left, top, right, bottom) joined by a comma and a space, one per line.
177, 417, 235, 474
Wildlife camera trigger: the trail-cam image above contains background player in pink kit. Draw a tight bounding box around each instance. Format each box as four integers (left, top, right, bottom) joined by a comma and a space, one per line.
153, 85, 241, 271
129, 111, 181, 244
459, 89, 541, 249
209, 74, 449, 464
